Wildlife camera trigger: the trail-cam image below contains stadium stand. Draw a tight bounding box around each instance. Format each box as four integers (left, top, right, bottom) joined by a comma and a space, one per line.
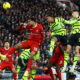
0, 0, 80, 80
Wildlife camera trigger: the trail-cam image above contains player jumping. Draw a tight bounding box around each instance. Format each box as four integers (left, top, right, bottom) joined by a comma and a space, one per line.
46, 16, 68, 80
5, 17, 44, 79
63, 10, 80, 72
47, 16, 67, 53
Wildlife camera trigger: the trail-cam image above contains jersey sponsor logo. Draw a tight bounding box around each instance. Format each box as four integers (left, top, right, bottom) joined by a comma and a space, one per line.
59, 60, 62, 64
34, 47, 38, 51
8, 55, 12, 56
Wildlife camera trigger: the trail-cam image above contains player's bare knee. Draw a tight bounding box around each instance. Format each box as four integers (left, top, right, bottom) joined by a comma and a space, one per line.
67, 45, 72, 54
12, 68, 16, 73
75, 46, 80, 54
52, 37, 57, 42
31, 65, 38, 70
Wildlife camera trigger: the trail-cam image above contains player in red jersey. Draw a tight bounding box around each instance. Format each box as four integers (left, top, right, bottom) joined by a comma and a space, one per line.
5, 17, 44, 79
47, 43, 64, 80
0, 42, 18, 80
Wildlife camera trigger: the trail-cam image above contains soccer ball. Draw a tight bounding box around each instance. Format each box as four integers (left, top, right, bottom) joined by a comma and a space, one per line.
3, 2, 11, 10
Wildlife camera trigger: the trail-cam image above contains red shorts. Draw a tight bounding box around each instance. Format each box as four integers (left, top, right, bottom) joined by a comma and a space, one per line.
0, 61, 15, 70
21, 40, 40, 53
50, 46, 64, 66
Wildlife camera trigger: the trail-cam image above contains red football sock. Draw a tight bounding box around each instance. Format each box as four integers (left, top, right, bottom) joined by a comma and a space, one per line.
13, 72, 17, 80
26, 59, 33, 71
48, 68, 55, 80
57, 72, 61, 80
6, 47, 16, 57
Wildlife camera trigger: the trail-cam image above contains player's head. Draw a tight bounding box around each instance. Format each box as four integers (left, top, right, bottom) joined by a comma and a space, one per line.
72, 10, 79, 18
28, 17, 36, 26
46, 16, 54, 23
4, 42, 10, 48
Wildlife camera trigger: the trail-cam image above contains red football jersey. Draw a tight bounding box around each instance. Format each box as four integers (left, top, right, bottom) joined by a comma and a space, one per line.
0, 48, 18, 62
18, 23, 44, 45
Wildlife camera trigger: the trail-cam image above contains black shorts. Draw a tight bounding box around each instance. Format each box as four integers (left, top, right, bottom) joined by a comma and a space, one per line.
68, 33, 80, 46
55, 35, 68, 46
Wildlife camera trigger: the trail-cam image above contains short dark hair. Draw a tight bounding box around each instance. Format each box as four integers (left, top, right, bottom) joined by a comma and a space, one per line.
71, 9, 79, 13
46, 14, 53, 17
5, 41, 9, 43
29, 17, 36, 22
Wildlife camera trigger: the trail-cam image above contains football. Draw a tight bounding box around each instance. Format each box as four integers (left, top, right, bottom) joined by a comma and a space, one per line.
3, 2, 11, 10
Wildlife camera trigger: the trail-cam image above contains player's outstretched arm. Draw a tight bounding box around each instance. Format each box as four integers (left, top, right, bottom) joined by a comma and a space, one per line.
64, 19, 78, 25
17, 23, 30, 30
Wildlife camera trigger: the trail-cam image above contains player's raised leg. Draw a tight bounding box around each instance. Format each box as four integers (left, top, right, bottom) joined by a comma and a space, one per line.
5, 18, 44, 80
6, 42, 23, 57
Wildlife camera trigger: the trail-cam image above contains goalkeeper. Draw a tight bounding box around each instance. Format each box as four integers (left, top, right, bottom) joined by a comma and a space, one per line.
17, 49, 40, 80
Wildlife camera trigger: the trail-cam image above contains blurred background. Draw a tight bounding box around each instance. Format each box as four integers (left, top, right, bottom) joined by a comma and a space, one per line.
0, 0, 80, 80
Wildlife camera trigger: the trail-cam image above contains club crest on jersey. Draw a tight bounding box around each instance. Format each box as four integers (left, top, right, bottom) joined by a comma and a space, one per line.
34, 47, 37, 51
36, 30, 38, 32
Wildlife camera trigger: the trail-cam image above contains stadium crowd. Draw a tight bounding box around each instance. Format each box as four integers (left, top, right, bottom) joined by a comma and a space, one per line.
0, 0, 80, 79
